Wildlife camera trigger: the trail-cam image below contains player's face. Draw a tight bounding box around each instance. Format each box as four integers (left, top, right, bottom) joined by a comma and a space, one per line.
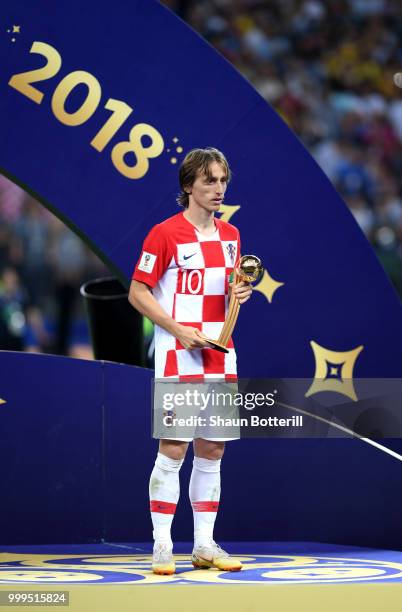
188, 161, 228, 213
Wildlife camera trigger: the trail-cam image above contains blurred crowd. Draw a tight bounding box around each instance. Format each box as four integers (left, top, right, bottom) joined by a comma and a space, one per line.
0, 178, 108, 356
1, 0, 401, 356
164, 0, 402, 295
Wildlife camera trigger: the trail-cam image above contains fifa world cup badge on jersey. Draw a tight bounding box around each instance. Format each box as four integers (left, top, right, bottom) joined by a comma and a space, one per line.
138, 251, 156, 273
226, 243, 236, 265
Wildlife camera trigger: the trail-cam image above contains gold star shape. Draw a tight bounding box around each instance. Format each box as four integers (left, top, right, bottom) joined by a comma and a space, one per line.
216, 203, 240, 223
305, 341, 364, 401
330, 366, 339, 376
12, 25, 20, 33
253, 268, 284, 303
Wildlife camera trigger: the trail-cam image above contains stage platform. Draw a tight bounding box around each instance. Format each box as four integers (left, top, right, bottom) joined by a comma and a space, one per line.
0, 542, 401, 611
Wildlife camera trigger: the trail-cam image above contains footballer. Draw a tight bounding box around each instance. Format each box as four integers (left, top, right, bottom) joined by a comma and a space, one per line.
129, 148, 252, 574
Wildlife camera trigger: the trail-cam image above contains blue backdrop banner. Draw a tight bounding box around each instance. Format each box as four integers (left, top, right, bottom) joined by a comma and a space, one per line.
0, 0, 401, 378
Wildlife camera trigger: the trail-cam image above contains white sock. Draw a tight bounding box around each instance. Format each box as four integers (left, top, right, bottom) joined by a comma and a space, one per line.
149, 452, 183, 547
189, 456, 221, 547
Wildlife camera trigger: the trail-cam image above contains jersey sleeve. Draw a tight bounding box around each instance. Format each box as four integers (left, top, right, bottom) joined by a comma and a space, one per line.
132, 224, 173, 288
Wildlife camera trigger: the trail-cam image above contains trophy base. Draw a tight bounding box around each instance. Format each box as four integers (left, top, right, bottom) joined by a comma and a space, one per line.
204, 339, 229, 354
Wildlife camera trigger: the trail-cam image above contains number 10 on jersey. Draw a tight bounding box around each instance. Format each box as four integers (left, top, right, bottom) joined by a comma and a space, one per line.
181, 269, 202, 295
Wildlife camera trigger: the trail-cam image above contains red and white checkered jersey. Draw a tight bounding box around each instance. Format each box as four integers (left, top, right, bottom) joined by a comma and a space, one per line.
132, 211, 241, 380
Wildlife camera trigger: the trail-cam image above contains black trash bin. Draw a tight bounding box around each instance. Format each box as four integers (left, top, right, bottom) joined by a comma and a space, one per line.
80, 276, 145, 366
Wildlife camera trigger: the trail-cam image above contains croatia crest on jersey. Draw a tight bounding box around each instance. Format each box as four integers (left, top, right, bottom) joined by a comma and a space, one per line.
226, 243, 236, 265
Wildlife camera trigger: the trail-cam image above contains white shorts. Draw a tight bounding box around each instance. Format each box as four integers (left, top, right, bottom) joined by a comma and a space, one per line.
153, 379, 240, 442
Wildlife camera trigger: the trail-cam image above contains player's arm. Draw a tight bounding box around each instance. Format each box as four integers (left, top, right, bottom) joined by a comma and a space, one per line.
129, 280, 209, 350
229, 231, 252, 304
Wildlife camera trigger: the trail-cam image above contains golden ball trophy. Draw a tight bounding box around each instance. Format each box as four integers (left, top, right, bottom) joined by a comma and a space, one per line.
204, 254, 263, 353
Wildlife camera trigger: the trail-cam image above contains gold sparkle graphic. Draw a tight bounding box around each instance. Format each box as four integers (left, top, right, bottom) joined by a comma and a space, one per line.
176, 146, 183, 153
170, 157, 177, 164
216, 203, 240, 223
0, 398, 6, 405
6, 24, 21, 42
253, 268, 284, 303
305, 341, 364, 401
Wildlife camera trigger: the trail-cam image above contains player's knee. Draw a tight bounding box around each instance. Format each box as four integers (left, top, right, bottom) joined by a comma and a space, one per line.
159, 440, 189, 461
195, 440, 225, 460
207, 446, 225, 460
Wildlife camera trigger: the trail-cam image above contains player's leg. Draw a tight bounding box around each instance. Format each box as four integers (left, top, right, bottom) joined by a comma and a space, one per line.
190, 438, 242, 571
150, 439, 189, 575
190, 439, 224, 547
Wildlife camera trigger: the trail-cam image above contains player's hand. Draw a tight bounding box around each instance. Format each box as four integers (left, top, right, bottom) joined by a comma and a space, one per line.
176, 325, 210, 350
230, 278, 253, 305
